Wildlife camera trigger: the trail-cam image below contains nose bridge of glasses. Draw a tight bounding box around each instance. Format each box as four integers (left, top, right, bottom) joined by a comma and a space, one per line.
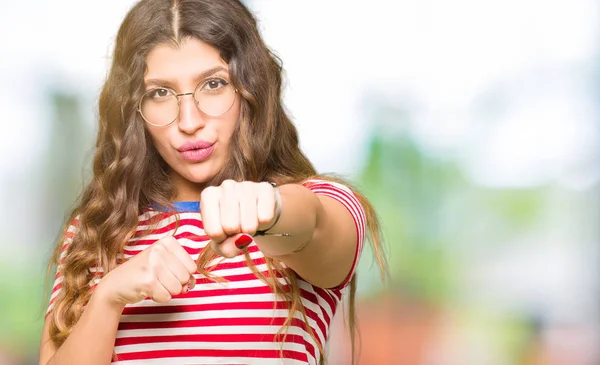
176, 91, 202, 123
175, 91, 195, 102
177, 92, 205, 129
176, 92, 202, 116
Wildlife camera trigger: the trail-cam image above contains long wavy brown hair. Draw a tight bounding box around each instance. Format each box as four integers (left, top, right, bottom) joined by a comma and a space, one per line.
47, 0, 387, 363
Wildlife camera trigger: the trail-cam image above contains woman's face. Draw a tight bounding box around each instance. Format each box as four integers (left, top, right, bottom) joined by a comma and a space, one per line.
143, 38, 240, 201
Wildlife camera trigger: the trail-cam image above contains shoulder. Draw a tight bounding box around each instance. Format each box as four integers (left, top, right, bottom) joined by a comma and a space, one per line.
301, 178, 355, 192
301, 178, 365, 218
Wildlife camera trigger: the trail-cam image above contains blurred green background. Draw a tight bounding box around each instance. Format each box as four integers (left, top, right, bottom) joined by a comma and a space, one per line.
1, 0, 598, 364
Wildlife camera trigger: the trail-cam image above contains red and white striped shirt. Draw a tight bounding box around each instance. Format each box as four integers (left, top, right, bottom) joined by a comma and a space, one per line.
47, 179, 366, 364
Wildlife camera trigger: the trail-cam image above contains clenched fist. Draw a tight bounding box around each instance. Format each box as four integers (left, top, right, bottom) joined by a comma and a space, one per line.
200, 180, 278, 257
94, 236, 197, 307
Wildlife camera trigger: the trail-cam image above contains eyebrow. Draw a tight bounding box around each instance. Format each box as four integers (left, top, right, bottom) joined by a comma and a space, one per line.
144, 66, 229, 88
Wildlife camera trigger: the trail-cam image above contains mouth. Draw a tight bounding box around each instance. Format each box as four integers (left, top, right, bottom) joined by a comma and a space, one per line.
177, 141, 215, 162
177, 140, 215, 152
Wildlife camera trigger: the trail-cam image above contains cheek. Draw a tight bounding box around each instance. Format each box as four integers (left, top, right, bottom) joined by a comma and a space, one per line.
147, 129, 172, 156
219, 123, 236, 145
220, 102, 241, 143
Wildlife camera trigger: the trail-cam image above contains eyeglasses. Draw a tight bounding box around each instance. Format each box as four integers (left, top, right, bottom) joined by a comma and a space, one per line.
138, 77, 238, 127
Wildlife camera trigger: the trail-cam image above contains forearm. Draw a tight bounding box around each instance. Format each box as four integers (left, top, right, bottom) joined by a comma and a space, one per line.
255, 182, 360, 289
254, 183, 323, 257
45, 290, 124, 365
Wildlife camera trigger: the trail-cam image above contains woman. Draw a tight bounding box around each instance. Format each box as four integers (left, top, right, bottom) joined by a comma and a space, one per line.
40, 0, 386, 364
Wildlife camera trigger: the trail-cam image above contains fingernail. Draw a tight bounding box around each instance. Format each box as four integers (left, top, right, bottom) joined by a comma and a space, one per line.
182, 286, 189, 294
235, 234, 253, 249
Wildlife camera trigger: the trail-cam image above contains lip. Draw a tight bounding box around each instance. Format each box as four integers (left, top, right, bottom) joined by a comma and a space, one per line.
177, 140, 215, 162
177, 140, 215, 152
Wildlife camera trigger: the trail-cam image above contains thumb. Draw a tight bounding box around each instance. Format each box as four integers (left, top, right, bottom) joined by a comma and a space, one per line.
211, 233, 254, 258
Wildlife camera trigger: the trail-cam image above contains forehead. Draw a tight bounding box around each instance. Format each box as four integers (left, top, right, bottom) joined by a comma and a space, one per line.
144, 38, 229, 83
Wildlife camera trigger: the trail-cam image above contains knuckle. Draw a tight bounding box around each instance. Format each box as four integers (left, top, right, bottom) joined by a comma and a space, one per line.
187, 262, 198, 274
241, 222, 258, 234
174, 267, 188, 282
154, 293, 171, 303
162, 236, 177, 245
151, 242, 166, 254
258, 212, 274, 224
167, 285, 181, 295
201, 186, 218, 199
258, 181, 274, 193
177, 274, 189, 285
241, 181, 255, 190
220, 216, 238, 228
221, 224, 239, 235
203, 226, 221, 238
221, 179, 236, 188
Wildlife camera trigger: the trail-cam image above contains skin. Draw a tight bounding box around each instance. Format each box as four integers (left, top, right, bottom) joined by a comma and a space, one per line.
39, 37, 358, 365
143, 38, 240, 197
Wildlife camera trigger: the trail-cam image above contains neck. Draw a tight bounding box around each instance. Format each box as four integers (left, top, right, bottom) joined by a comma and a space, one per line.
170, 171, 206, 202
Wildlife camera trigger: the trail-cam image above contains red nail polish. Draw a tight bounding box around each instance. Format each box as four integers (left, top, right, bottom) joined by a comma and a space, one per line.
235, 234, 253, 249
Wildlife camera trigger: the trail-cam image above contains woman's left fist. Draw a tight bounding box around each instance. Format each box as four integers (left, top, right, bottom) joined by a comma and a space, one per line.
200, 180, 277, 257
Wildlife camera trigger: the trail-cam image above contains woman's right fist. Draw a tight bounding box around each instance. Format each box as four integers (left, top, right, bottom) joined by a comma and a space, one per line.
94, 236, 197, 307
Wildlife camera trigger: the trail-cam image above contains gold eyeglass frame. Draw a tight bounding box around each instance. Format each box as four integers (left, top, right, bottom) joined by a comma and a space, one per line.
137, 82, 238, 127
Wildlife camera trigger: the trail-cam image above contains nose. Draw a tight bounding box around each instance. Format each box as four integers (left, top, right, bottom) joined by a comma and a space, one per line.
177, 93, 206, 134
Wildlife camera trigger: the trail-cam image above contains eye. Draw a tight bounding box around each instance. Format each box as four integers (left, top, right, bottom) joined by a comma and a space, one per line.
201, 78, 229, 92
149, 88, 171, 99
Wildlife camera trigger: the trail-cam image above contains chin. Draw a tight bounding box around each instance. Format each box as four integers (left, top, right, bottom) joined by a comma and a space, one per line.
185, 166, 220, 184
180, 171, 211, 184
170, 157, 225, 186
189, 175, 213, 184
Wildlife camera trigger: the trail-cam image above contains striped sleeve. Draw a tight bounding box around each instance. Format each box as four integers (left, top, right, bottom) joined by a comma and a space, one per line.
302, 179, 367, 290
46, 218, 79, 316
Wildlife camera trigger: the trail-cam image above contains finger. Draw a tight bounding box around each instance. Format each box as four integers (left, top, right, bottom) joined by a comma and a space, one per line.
220, 180, 241, 236
150, 280, 173, 303
161, 250, 193, 285
160, 236, 197, 274
239, 182, 259, 234
213, 233, 252, 258
201, 186, 226, 243
257, 182, 276, 227
156, 264, 186, 296
209, 239, 227, 257
187, 275, 196, 290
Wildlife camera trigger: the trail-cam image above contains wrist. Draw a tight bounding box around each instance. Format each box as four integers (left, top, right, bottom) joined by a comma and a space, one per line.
255, 182, 282, 235
92, 279, 126, 314
253, 184, 320, 257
